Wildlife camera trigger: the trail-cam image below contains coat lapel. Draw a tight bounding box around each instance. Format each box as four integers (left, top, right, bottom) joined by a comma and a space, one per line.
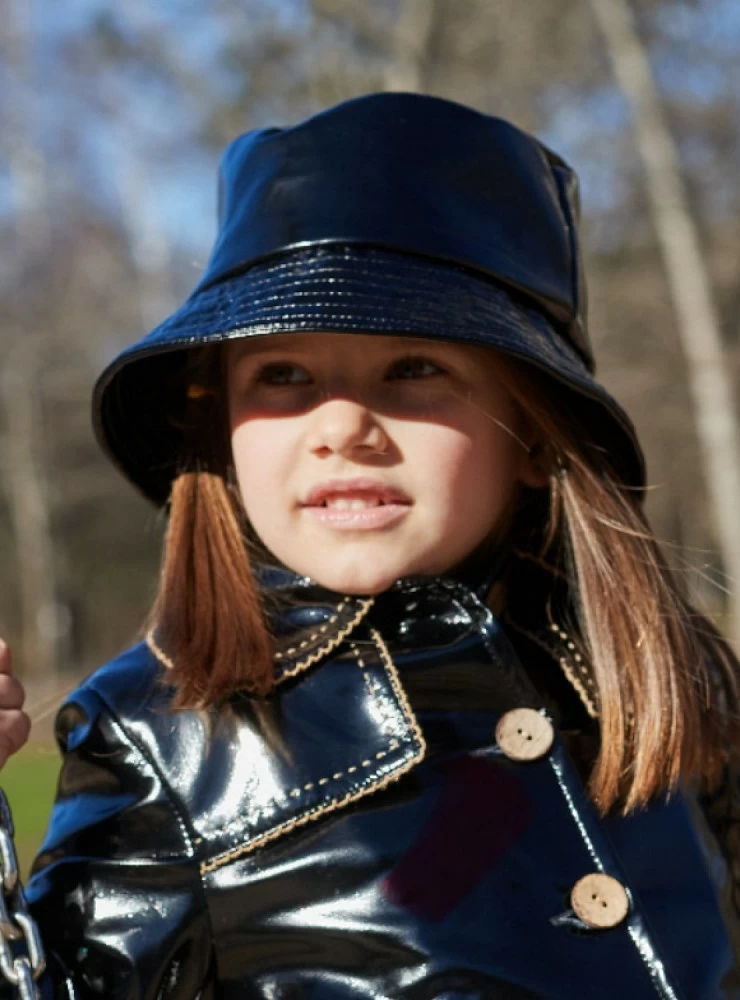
200, 623, 426, 872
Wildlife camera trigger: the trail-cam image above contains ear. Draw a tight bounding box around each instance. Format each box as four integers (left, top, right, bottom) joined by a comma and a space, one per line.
519, 442, 551, 489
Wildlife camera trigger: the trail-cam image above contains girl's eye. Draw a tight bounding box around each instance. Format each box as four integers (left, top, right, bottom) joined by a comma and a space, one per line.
387, 356, 444, 380
256, 362, 311, 386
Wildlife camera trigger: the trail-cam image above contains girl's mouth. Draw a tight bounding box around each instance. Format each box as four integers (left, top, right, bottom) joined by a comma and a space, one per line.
301, 476, 412, 531
301, 477, 411, 508
302, 491, 411, 530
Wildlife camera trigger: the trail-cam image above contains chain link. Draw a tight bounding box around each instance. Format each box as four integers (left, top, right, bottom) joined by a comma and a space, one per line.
0, 790, 45, 997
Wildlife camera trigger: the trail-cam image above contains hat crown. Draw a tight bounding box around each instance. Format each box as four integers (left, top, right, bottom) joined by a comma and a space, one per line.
203, 92, 590, 365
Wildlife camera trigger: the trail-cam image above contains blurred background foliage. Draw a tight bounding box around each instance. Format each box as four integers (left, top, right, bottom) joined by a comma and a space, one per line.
1, 0, 740, 866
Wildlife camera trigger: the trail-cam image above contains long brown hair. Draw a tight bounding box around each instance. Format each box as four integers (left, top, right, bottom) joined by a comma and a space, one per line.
146, 346, 275, 706
503, 359, 739, 812
146, 344, 740, 813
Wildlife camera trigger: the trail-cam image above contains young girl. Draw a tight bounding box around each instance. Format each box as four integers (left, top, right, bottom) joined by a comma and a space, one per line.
0, 91, 737, 999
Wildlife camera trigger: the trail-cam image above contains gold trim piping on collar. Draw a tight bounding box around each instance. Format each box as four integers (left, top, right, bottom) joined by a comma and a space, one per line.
199, 625, 427, 874
367, 626, 427, 748
547, 621, 599, 720
144, 596, 375, 678
274, 598, 350, 660
503, 616, 599, 720
274, 597, 375, 682
146, 628, 174, 671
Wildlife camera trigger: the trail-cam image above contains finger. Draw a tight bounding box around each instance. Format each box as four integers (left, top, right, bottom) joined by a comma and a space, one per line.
0, 641, 11, 676
0, 710, 31, 769
0, 675, 25, 710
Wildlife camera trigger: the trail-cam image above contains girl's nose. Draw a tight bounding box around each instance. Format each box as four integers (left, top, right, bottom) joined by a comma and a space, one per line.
307, 398, 390, 458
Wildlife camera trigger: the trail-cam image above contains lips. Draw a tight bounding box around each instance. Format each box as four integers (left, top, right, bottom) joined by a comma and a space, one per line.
301, 478, 412, 508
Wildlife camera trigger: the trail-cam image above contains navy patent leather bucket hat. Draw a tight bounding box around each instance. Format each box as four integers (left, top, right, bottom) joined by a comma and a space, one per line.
93, 91, 645, 505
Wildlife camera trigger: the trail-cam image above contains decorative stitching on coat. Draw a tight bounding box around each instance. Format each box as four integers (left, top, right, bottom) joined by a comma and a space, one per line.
352, 639, 395, 738
199, 747, 423, 874
197, 635, 404, 846
146, 628, 174, 671
201, 642, 399, 837
273, 600, 350, 659
367, 627, 427, 751
145, 597, 375, 682
503, 616, 599, 720
547, 621, 599, 719
200, 627, 426, 873
273, 598, 375, 681
199, 633, 410, 852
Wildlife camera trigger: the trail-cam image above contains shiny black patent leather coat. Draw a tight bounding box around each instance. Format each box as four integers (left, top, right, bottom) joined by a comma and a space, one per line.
19, 564, 740, 999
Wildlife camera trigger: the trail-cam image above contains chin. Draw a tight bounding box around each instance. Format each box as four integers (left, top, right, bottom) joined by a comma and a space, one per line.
307, 560, 415, 597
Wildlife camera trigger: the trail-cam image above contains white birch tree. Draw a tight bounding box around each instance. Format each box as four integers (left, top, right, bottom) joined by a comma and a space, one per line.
590, 0, 740, 646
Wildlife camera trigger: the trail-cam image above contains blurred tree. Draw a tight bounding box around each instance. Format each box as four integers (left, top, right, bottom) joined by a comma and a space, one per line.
382, 0, 438, 91
590, 0, 740, 642
2, 2, 62, 682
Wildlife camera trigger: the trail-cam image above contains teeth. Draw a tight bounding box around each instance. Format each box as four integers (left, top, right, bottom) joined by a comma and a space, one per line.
324, 497, 382, 509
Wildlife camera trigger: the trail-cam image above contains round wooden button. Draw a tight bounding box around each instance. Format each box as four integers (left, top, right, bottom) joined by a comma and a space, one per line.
571, 873, 630, 929
495, 708, 554, 762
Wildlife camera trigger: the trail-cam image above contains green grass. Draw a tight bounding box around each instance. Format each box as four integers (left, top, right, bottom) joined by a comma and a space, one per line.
0, 745, 61, 878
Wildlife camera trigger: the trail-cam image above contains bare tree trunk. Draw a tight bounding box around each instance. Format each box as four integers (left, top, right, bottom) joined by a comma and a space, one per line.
383, 0, 438, 92
590, 0, 740, 646
1, 3, 62, 681
1, 341, 60, 680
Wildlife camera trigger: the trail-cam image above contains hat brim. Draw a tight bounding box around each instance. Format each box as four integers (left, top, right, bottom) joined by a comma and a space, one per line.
93, 245, 645, 505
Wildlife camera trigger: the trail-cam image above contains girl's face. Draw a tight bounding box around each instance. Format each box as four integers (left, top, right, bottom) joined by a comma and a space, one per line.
226, 332, 545, 595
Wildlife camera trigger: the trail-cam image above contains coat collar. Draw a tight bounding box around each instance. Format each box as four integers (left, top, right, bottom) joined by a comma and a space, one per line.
257, 565, 375, 683
254, 547, 512, 682
143, 551, 509, 681
197, 549, 552, 873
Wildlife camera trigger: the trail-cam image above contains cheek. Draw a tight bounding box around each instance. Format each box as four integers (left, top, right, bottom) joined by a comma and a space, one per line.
412, 411, 522, 514
230, 420, 292, 517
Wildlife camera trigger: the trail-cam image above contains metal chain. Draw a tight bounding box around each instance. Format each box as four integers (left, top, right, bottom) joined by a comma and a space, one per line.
0, 790, 45, 998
